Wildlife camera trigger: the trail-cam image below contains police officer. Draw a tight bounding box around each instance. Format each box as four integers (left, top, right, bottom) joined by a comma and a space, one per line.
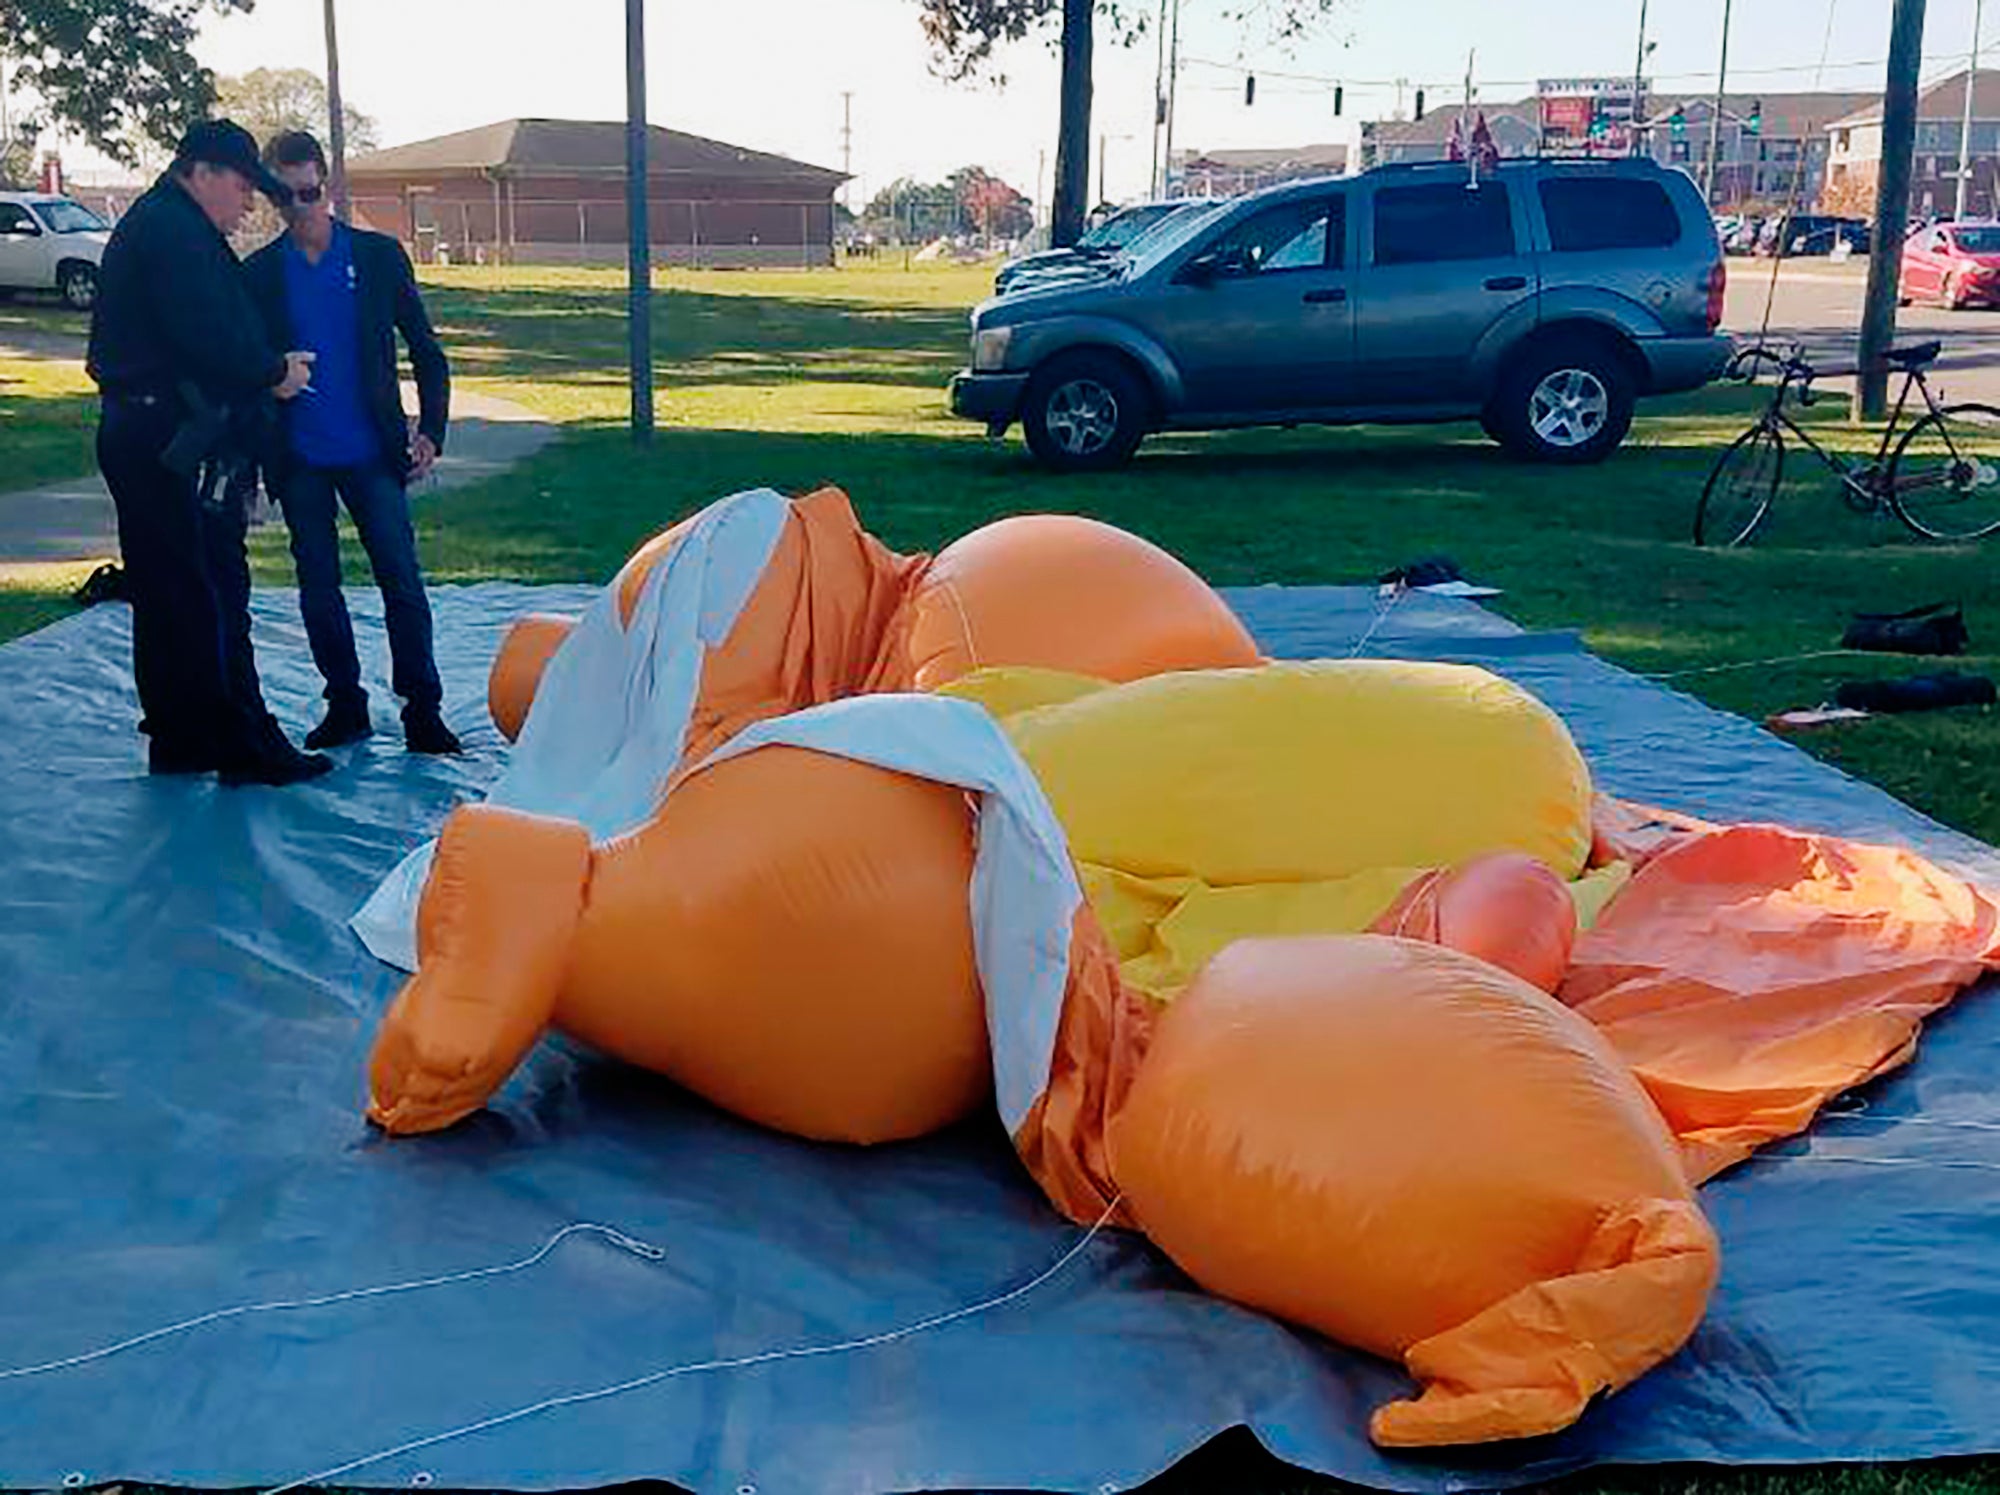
87, 118, 331, 786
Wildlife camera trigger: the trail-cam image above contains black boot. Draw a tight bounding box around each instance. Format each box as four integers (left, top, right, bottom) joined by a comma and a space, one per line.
403, 705, 463, 756
148, 737, 221, 776
306, 693, 375, 751
218, 714, 334, 788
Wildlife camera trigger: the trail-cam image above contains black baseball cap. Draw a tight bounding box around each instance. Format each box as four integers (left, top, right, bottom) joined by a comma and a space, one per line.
174, 118, 292, 205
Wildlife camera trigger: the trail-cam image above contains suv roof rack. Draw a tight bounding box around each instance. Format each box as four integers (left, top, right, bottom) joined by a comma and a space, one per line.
1367, 155, 1657, 174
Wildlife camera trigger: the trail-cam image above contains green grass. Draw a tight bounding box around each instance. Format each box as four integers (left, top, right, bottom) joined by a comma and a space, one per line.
0, 264, 1996, 1494
0, 352, 96, 489
4, 261, 1996, 845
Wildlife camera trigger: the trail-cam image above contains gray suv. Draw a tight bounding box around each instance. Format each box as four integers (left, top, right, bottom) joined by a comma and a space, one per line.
949, 159, 1731, 471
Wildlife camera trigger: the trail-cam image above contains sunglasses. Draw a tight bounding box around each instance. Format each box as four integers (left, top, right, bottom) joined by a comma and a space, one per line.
285, 184, 326, 207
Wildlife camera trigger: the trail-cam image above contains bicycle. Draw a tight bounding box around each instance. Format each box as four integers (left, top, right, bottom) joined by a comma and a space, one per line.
1694, 339, 2000, 547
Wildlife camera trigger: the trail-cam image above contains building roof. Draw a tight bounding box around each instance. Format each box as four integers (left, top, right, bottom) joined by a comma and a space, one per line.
348, 118, 845, 181
1364, 101, 1539, 148
1361, 89, 1871, 146
1658, 91, 1875, 137
1170, 142, 1348, 173
1828, 69, 2000, 129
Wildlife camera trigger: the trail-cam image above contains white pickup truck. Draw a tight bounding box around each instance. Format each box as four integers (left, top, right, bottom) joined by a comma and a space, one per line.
0, 192, 110, 311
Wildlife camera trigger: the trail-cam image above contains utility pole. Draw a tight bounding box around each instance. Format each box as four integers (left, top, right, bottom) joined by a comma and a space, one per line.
840, 90, 854, 213
322, 0, 350, 221
624, 0, 653, 444
1860, 0, 1928, 423
1099, 131, 1107, 207
1149, 0, 1169, 197
1957, 0, 1984, 220
1701, 0, 1732, 206
1630, 0, 1649, 156
1162, 0, 1181, 198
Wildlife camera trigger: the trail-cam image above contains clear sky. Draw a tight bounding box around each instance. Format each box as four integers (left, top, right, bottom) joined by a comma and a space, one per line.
46, 0, 2000, 207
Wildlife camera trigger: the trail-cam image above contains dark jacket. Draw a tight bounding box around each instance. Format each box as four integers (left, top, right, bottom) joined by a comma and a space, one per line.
87, 173, 288, 406
243, 226, 450, 480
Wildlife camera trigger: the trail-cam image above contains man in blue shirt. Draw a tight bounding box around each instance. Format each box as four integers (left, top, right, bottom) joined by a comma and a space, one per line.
244, 131, 459, 755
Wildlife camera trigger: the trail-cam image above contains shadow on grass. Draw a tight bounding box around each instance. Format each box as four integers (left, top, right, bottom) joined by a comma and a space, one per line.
426, 284, 969, 394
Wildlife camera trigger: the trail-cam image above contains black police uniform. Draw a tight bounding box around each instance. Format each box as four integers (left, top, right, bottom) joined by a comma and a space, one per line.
86, 130, 327, 784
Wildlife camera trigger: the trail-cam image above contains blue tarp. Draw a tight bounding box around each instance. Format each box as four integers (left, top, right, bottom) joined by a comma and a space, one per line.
1, 583, 1996, 1494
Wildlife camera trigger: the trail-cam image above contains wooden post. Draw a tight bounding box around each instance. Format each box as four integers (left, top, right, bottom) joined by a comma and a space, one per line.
1858, 0, 1928, 423
625, 0, 654, 443
322, 0, 350, 222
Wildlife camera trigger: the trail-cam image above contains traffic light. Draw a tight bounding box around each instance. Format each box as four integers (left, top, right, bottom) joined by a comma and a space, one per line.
1245, 74, 1257, 106
1746, 99, 1762, 135
1414, 89, 1426, 121
1334, 84, 1344, 117
1670, 106, 1686, 139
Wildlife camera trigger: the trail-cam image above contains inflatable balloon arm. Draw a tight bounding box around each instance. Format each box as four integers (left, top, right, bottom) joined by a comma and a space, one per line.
368, 806, 592, 1135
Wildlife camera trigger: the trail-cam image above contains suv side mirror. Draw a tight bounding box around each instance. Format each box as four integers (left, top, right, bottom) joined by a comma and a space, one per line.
1180, 245, 1251, 285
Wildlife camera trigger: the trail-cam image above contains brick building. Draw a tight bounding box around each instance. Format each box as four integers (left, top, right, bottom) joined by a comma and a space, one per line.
1825, 70, 2000, 219
345, 117, 848, 267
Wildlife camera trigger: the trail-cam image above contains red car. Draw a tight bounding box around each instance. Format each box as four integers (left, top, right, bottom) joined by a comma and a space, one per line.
1899, 221, 2000, 309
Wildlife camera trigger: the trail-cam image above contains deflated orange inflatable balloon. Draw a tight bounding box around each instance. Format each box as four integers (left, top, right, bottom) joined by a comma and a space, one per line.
359, 487, 2000, 1458
1108, 935, 1719, 1448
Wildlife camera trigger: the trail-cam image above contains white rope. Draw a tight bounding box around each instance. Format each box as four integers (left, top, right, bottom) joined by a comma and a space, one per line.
1347, 583, 1407, 659
1825, 1099, 2000, 1135
261, 1195, 1127, 1495
0, 1223, 664, 1385
1778, 1153, 2000, 1174
1644, 648, 1866, 681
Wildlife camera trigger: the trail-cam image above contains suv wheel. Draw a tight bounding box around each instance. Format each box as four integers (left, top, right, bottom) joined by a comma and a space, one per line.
1022, 352, 1150, 472
1492, 338, 1635, 465
58, 263, 97, 312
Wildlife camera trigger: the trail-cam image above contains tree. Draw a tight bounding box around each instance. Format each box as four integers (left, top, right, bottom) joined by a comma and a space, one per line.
951, 164, 1034, 240
917, 0, 1346, 247
0, 0, 253, 166
217, 67, 378, 153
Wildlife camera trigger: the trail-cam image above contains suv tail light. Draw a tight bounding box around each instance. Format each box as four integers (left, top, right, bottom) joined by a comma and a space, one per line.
1703, 260, 1727, 333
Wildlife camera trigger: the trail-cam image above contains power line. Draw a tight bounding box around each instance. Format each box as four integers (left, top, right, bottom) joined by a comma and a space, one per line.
1176, 43, 2000, 96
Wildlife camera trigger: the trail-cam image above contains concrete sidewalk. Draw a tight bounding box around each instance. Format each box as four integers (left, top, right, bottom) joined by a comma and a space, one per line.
0, 384, 557, 574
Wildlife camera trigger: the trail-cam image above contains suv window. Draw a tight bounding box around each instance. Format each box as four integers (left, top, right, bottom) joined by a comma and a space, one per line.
1373, 183, 1512, 266
1538, 177, 1680, 252
31, 200, 107, 235
0, 203, 40, 235
1203, 196, 1342, 274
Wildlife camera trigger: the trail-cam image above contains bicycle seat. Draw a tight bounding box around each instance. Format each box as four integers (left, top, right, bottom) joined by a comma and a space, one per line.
1885, 340, 1942, 369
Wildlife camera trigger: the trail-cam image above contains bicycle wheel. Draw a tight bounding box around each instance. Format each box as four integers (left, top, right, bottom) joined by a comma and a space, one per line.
1888, 403, 2000, 541
1696, 422, 1784, 547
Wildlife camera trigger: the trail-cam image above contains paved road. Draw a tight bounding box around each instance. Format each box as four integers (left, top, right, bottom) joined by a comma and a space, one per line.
1721, 259, 2000, 407
0, 343, 556, 569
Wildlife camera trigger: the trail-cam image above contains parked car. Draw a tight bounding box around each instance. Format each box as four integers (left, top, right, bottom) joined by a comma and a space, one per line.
1899, 220, 2000, 309
0, 193, 110, 310
1721, 215, 1767, 256
950, 158, 1731, 471
993, 199, 1216, 295
1756, 214, 1868, 258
